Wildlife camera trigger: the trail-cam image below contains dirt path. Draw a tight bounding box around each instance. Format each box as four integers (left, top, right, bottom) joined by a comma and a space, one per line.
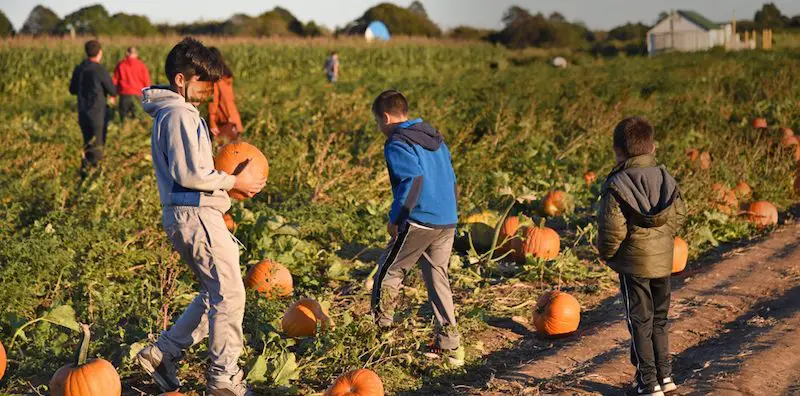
462, 222, 800, 395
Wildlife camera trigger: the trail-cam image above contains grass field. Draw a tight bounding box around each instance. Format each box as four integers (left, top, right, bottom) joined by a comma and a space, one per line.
0, 38, 798, 394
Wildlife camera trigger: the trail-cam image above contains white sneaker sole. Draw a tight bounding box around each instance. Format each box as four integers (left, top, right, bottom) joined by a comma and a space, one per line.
662, 382, 678, 393
136, 353, 179, 392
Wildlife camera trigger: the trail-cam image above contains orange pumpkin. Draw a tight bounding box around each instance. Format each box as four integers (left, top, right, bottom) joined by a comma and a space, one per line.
245, 259, 293, 298
672, 237, 689, 273
781, 127, 794, 139
685, 148, 700, 162
50, 324, 121, 396
282, 298, 331, 338
583, 171, 597, 185
711, 183, 738, 215
214, 142, 269, 200
782, 135, 799, 148
752, 117, 768, 129
533, 291, 581, 336
325, 368, 384, 396
745, 201, 779, 228
513, 226, 560, 263
733, 181, 752, 199
697, 151, 712, 170
496, 215, 522, 254
541, 190, 574, 217
223, 213, 236, 232
0, 340, 6, 381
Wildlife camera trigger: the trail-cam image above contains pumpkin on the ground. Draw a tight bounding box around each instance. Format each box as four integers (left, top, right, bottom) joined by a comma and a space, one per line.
533, 291, 581, 336
325, 368, 384, 396
214, 142, 269, 200
496, 215, 522, 254
697, 152, 712, 170
468, 222, 496, 253
464, 210, 497, 225
541, 190, 574, 217
514, 226, 560, 263
686, 148, 699, 163
733, 181, 752, 199
745, 201, 779, 228
711, 183, 738, 215
0, 340, 6, 381
282, 298, 331, 337
672, 237, 689, 273
752, 117, 768, 129
50, 324, 121, 396
781, 135, 799, 148
223, 213, 236, 232
583, 171, 597, 185
245, 259, 293, 298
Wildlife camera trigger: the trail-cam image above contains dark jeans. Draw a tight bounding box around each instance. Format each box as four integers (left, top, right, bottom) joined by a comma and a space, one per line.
619, 274, 671, 387
78, 109, 109, 172
118, 94, 140, 122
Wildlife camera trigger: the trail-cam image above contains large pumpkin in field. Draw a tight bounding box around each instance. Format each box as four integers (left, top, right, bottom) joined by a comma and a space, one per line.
711, 183, 738, 215
541, 190, 574, 217
50, 325, 121, 396
733, 181, 752, 199
745, 201, 779, 228
245, 259, 293, 298
533, 291, 581, 336
282, 298, 331, 338
214, 142, 269, 200
325, 368, 384, 396
672, 237, 689, 273
513, 226, 560, 263
0, 340, 6, 381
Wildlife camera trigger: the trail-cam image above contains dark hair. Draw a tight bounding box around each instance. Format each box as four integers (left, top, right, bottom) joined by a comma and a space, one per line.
372, 90, 408, 117
209, 47, 233, 78
613, 116, 655, 157
331, 51, 338, 55
164, 37, 223, 85
85, 40, 101, 57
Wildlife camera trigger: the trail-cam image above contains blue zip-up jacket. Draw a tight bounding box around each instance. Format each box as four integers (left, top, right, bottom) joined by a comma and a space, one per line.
385, 118, 458, 228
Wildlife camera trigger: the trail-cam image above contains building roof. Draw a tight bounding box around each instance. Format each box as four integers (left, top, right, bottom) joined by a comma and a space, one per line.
677, 10, 720, 30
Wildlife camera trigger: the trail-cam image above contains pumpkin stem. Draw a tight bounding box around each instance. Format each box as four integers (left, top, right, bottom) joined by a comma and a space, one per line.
76, 323, 91, 366
538, 217, 546, 228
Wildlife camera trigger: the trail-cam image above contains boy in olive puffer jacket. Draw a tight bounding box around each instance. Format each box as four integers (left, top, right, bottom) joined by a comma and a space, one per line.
598, 116, 687, 396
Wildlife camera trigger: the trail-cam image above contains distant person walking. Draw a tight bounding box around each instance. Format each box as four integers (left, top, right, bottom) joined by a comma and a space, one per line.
69, 40, 116, 176
208, 47, 243, 140
113, 46, 152, 122
324, 51, 339, 83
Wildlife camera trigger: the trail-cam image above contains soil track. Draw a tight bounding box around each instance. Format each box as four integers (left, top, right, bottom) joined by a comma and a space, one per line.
421, 222, 800, 395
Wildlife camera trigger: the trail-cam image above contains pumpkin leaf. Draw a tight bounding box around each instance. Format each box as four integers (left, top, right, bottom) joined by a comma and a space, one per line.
269, 351, 300, 386
42, 305, 80, 332
245, 352, 269, 384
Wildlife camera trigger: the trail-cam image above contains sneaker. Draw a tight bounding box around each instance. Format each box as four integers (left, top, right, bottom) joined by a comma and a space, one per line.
135, 345, 181, 392
659, 377, 678, 393
627, 383, 665, 396
207, 369, 254, 396
423, 345, 465, 368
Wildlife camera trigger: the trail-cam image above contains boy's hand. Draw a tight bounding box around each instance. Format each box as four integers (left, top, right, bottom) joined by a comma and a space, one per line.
387, 223, 397, 238
210, 127, 220, 137
232, 160, 267, 198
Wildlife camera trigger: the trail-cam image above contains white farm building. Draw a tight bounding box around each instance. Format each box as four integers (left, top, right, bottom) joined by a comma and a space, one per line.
647, 10, 732, 55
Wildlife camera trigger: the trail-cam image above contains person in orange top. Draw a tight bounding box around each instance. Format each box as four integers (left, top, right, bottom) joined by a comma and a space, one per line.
208, 47, 243, 140
113, 47, 152, 122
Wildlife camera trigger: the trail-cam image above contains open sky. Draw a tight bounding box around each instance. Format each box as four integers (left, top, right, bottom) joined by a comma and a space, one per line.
2, 0, 799, 31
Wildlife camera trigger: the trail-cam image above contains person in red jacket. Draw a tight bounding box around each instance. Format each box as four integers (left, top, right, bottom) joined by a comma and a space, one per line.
208, 47, 243, 140
113, 47, 152, 122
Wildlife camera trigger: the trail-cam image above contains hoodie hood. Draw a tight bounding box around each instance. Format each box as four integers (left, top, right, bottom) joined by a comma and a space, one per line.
141, 86, 197, 118
388, 119, 443, 151
605, 154, 680, 228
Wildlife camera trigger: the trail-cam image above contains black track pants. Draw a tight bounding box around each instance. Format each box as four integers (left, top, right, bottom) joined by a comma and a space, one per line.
619, 274, 671, 387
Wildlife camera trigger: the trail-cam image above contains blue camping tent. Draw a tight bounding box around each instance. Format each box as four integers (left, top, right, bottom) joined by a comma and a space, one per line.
365, 21, 390, 41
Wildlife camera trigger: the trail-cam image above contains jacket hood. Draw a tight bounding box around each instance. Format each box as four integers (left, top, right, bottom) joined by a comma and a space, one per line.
388, 119, 443, 151
141, 86, 197, 118
605, 154, 680, 228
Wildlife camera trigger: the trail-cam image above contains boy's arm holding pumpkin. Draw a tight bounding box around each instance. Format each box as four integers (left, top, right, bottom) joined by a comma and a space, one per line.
597, 189, 627, 260
164, 112, 236, 192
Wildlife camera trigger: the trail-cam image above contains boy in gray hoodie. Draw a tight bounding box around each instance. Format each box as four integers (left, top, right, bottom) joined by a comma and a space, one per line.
135, 37, 265, 396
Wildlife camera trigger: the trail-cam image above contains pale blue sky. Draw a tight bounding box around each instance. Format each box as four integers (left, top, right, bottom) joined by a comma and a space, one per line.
3, 0, 798, 32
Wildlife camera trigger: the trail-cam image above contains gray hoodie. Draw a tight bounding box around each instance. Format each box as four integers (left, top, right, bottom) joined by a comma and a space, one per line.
143, 86, 236, 214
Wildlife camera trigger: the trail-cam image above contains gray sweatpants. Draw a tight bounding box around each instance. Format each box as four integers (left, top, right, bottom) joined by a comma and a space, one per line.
155, 206, 245, 382
371, 222, 460, 350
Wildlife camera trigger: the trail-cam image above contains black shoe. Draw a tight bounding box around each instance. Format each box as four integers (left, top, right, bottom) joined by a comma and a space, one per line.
627, 383, 665, 396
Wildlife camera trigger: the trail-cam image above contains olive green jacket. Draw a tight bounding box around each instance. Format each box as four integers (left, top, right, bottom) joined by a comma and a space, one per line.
597, 154, 687, 278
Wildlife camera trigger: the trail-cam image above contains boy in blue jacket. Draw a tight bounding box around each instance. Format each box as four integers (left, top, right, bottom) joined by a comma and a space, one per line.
369, 90, 463, 367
